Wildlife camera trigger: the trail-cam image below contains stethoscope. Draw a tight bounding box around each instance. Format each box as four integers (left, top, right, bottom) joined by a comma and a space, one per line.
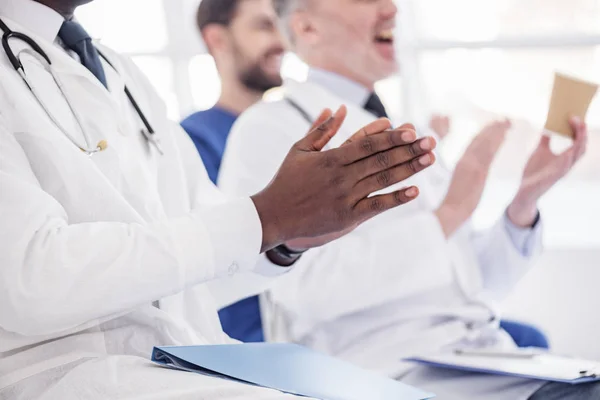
0, 17, 163, 155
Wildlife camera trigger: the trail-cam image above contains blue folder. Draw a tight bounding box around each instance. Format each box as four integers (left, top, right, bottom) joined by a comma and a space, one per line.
152, 343, 434, 400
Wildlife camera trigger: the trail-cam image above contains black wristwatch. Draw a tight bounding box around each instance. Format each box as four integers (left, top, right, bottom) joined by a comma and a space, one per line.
267, 244, 307, 266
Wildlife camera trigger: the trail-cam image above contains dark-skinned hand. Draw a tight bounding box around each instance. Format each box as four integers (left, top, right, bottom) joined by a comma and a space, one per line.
252, 106, 437, 253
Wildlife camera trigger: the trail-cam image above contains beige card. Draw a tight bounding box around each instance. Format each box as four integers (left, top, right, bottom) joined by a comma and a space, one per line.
545, 72, 598, 138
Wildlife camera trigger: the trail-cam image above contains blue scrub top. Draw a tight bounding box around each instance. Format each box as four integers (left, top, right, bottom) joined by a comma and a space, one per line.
181, 106, 265, 343
181, 106, 238, 184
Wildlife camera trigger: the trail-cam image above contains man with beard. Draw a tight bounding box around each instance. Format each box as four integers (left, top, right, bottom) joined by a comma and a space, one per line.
181, 0, 287, 343
181, 0, 285, 185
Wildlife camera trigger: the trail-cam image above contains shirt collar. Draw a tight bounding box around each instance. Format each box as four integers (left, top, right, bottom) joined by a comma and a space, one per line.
0, 0, 65, 43
306, 68, 371, 107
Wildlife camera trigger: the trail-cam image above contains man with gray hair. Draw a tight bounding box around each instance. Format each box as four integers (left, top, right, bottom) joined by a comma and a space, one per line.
217, 0, 593, 399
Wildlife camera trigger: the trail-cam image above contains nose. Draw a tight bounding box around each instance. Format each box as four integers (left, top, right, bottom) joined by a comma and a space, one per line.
381, 0, 398, 20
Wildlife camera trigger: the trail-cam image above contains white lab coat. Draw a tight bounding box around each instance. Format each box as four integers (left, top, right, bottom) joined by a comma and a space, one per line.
218, 79, 545, 399
0, 10, 298, 399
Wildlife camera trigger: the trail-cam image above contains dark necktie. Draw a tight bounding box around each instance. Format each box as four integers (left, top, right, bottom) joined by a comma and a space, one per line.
58, 20, 108, 89
363, 92, 389, 119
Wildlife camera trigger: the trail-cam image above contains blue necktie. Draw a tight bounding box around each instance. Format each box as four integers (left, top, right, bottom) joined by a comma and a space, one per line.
58, 20, 108, 89
364, 92, 389, 119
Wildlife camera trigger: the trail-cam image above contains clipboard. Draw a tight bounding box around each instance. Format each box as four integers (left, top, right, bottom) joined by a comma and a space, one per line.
405, 348, 600, 385
152, 343, 434, 400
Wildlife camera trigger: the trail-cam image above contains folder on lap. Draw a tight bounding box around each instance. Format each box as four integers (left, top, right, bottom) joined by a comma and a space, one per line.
405, 348, 600, 385
152, 343, 434, 400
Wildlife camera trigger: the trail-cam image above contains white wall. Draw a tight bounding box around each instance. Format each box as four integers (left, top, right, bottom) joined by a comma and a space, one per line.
503, 248, 600, 360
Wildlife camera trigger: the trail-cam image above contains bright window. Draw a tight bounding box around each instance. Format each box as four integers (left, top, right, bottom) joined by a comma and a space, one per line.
76, 0, 168, 53
396, 0, 600, 248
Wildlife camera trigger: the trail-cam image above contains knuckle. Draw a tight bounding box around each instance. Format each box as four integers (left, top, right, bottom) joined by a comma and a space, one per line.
361, 138, 375, 154
408, 142, 419, 157
376, 170, 392, 186
375, 151, 390, 168
409, 159, 419, 174
393, 191, 406, 204
317, 120, 331, 132
369, 198, 385, 212
387, 131, 398, 147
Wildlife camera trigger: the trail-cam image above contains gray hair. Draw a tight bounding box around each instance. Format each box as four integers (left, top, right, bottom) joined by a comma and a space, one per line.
273, 0, 307, 44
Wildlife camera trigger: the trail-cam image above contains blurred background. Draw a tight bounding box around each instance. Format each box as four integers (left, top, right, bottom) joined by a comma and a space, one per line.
76, 0, 600, 359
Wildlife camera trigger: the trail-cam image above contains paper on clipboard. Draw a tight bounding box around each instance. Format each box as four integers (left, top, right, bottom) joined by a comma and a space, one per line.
405, 349, 600, 385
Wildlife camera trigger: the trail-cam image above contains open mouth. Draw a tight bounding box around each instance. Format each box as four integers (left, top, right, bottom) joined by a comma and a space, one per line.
374, 29, 395, 45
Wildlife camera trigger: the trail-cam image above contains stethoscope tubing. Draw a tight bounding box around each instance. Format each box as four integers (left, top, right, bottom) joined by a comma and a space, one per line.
0, 16, 158, 155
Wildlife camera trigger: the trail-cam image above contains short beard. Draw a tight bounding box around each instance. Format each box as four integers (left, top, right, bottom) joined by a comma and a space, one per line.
231, 39, 283, 94
239, 63, 283, 93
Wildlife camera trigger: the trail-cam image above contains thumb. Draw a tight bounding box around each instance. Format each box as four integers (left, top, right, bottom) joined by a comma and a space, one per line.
538, 134, 551, 150
297, 106, 348, 152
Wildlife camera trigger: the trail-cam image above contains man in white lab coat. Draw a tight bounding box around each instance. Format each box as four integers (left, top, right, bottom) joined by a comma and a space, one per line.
218, 0, 594, 399
0, 0, 439, 398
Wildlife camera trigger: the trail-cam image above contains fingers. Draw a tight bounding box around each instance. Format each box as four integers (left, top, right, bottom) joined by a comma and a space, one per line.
334, 127, 425, 165
478, 119, 511, 137
470, 119, 511, 158
297, 106, 347, 152
350, 136, 437, 181
429, 115, 450, 137
352, 152, 436, 201
538, 134, 551, 150
569, 116, 589, 161
342, 118, 393, 146
398, 122, 416, 131
309, 109, 334, 132
354, 186, 420, 222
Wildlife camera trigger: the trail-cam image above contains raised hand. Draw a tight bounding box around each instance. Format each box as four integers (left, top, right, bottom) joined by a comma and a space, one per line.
252, 107, 438, 252
429, 114, 451, 139
435, 119, 512, 238
507, 117, 589, 227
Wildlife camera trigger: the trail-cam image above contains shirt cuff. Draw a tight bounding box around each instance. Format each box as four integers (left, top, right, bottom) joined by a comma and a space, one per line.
195, 197, 262, 278
254, 254, 295, 277
503, 211, 543, 258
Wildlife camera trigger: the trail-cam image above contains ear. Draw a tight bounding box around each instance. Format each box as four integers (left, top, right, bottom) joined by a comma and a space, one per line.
201, 24, 229, 56
289, 10, 318, 45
